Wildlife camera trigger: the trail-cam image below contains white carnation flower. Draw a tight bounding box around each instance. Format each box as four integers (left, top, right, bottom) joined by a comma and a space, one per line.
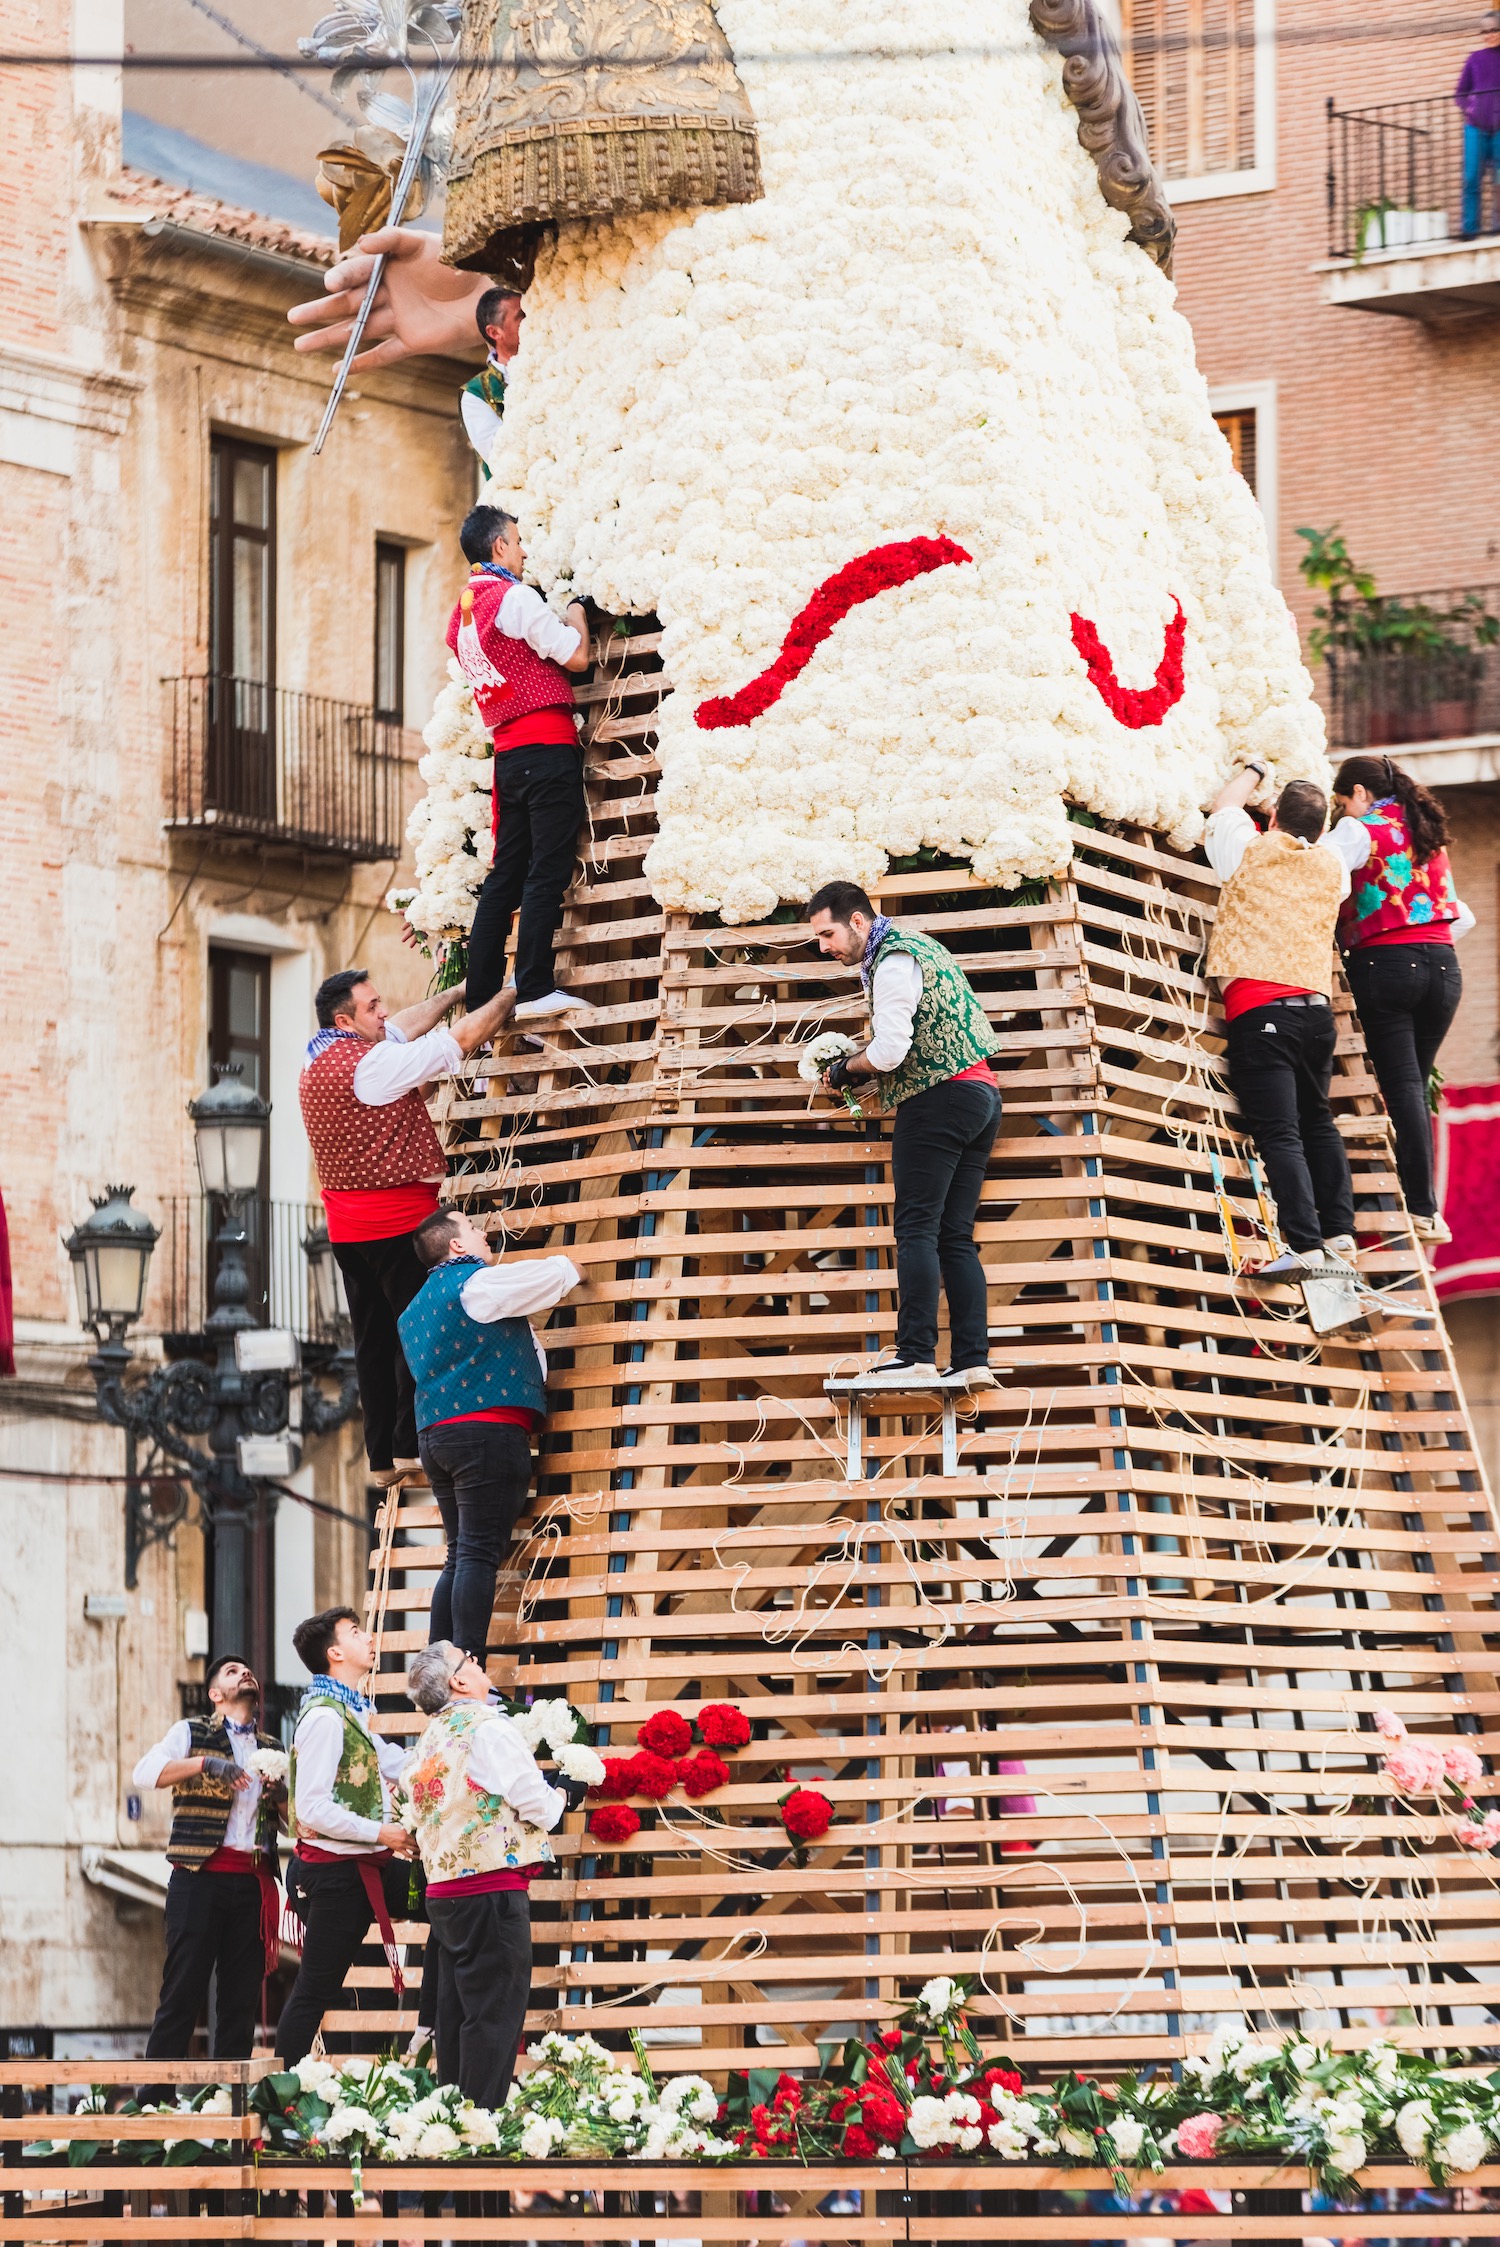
247, 1748, 288, 1784
1438, 2118, 1489, 2174
918, 1974, 959, 2020
555, 1742, 607, 1786
1106, 2116, 1145, 2161
415, 2121, 462, 2158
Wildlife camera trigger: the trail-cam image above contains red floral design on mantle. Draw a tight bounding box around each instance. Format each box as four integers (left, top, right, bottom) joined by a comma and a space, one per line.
694, 536, 974, 731
1070, 598, 1186, 728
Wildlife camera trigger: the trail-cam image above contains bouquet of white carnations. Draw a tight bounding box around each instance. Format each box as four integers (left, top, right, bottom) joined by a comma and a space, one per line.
247, 1747, 289, 1785
797, 1032, 864, 1117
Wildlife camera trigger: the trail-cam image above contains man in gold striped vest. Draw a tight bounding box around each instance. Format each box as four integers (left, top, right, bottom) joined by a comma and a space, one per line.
806, 880, 1001, 1389
1204, 765, 1357, 1275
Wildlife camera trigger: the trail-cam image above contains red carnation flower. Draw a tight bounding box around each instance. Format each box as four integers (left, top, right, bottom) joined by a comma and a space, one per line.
780, 1787, 833, 1843
589, 1756, 636, 1801
842, 2123, 878, 2159
637, 1709, 694, 1759
587, 1803, 641, 1846
880, 2029, 904, 2050
623, 1749, 679, 1800
696, 1702, 751, 1750
982, 2065, 1023, 2098
861, 2089, 904, 2143
679, 1748, 730, 1798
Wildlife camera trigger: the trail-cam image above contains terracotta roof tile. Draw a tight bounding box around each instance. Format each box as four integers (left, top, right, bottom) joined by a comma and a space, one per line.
108, 166, 335, 266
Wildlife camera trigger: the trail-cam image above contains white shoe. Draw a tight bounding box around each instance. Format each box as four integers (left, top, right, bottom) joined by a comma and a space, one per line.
513, 989, 596, 1020
1254, 1249, 1318, 1278
950, 1365, 999, 1391
864, 1357, 942, 1386
1413, 1213, 1452, 1244
1322, 1236, 1357, 1260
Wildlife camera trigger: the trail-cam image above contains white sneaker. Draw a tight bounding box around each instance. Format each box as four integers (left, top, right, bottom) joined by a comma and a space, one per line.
950, 1365, 999, 1391
1254, 1249, 1318, 1278
513, 989, 596, 1020
864, 1357, 942, 1386
1322, 1236, 1358, 1260
1413, 1213, 1453, 1245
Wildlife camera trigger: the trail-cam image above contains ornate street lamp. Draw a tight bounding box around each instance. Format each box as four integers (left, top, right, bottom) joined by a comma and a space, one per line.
72, 1071, 361, 1670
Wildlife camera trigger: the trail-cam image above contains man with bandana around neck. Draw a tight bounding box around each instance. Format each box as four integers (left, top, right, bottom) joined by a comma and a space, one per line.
133, 1655, 285, 2058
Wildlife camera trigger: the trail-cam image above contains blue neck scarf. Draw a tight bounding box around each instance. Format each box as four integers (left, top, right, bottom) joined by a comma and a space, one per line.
300, 1675, 374, 1724
859, 912, 895, 991
305, 1026, 358, 1065
475, 561, 523, 588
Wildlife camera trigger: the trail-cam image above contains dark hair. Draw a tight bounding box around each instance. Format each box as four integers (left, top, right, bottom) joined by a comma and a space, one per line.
413, 1209, 464, 1269
291, 1606, 361, 1676
1275, 779, 1328, 845
805, 880, 877, 924
460, 504, 516, 567
475, 286, 519, 343
205, 1653, 253, 1693
1332, 755, 1450, 864
315, 968, 369, 1030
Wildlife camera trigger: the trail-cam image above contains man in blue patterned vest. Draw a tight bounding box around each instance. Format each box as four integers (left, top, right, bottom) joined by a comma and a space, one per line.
398, 1209, 589, 1657
807, 880, 1001, 1392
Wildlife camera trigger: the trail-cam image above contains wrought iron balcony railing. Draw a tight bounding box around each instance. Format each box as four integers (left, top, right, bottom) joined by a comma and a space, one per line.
1326, 93, 1496, 260
157, 1194, 330, 1347
165, 673, 406, 860
1322, 580, 1500, 749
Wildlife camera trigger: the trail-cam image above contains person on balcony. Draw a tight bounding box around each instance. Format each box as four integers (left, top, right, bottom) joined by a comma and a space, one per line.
805, 880, 1001, 1389
449, 505, 596, 1024
398, 1206, 586, 1658
133, 1655, 284, 2060
300, 969, 516, 1488
460, 286, 523, 461
1330, 756, 1476, 1246
1204, 764, 1357, 1276
1456, 12, 1500, 237
399, 1642, 571, 2110
276, 1608, 416, 2066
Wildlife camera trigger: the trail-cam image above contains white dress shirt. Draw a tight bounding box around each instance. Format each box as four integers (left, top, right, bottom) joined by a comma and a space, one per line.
461, 1707, 567, 1833
133, 1718, 263, 1853
292, 1702, 408, 1855
864, 951, 925, 1073
353, 1020, 465, 1107
1202, 805, 1352, 898
485, 579, 581, 668
1327, 814, 1476, 936
457, 1254, 581, 1382
460, 359, 506, 458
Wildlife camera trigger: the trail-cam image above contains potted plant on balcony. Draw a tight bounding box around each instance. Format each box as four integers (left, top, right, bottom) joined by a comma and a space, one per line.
1297, 526, 1498, 746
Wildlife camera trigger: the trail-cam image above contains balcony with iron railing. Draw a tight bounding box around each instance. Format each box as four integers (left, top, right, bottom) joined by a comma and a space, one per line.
157, 1194, 335, 1350
1324, 94, 1500, 317
164, 673, 408, 861
1321, 580, 1500, 751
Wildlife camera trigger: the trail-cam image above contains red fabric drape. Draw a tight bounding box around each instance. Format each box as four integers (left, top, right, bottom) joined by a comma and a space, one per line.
1433, 1083, 1500, 1301
0, 1189, 13, 1377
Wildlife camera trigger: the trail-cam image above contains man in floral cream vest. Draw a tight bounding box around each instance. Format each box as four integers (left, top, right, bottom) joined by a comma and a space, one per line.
133, 1655, 285, 2058
300, 968, 516, 1488
806, 880, 1000, 1389
447, 504, 594, 1022
398, 1642, 568, 2109
276, 1608, 415, 2065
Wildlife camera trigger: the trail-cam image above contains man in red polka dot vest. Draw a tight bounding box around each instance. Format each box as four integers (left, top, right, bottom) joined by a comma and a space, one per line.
300, 968, 515, 1486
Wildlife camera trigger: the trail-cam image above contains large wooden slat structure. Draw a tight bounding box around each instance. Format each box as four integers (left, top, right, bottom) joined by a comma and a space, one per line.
10, 628, 1500, 2240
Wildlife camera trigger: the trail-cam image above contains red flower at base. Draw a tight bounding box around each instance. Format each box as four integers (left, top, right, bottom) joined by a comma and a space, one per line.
637, 1709, 694, 1759
781, 1787, 834, 1843
842, 2123, 878, 2159
696, 1702, 752, 1750
679, 1748, 731, 1798
623, 1749, 680, 1800
979, 2064, 1023, 2098
587, 1803, 641, 1845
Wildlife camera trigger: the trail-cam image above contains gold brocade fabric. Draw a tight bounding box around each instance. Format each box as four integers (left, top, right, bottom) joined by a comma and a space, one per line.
1204, 829, 1345, 995
316, 144, 428, 253
443, 0, 761, 274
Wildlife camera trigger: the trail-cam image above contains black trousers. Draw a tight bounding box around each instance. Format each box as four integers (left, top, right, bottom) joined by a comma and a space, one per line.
1345, 942, 1463, 1218
467, 741, 586, 1006
890, 1076, 1001, 1367
1225, 1000, 1355, 1252
144, 1867, 265, 2060
425, 1887, 532, 2112
332, 1230, 427, 1469
275, 1855, 411, 2066
419, 1419, 533, 1656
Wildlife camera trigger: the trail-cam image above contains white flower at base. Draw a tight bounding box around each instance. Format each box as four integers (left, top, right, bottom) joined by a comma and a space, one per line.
1438, 2118, 1489, 2174
798, 1032, 858, 1085
917, 1975, 960, 2021
1057, 2125, 1096, 2159
661, 2076, 720, 2124
520, 2114, 563, 2160
247, 1748, 288, 1785
320, 2106, 380, 2146
555, 1741, 608, 1786
1106, 2116, 1145, 2161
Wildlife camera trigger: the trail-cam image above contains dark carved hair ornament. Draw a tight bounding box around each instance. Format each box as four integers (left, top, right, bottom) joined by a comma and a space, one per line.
1029, 0, 1176, 272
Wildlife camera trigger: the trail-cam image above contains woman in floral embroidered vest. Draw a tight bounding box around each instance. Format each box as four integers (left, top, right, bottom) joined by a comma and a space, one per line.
399, 1643, 569, 2110
805, 880, 1001, 1390
1330, 757, 1477, 1246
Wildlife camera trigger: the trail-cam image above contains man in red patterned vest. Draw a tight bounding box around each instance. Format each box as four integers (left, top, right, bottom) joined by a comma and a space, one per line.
300, 969, 514, 1486
447, 504, 594, 1022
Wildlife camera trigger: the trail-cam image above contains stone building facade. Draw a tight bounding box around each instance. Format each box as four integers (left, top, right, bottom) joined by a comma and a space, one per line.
0, 19, 474, 2043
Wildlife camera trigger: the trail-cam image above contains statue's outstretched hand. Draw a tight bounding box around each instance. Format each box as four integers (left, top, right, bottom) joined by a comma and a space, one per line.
288, 227, 489, 369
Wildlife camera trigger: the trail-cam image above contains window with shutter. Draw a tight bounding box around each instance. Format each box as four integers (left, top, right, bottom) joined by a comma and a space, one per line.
1121, 0, 1274, 196
1213, 408, 1258, 494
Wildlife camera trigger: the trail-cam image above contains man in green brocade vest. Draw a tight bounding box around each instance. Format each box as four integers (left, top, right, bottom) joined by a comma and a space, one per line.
806, 880, 1001, 1393
460, 287, 523, 460
276, 1608, 415, 2065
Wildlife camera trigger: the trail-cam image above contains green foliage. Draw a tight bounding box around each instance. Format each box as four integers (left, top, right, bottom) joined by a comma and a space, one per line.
1296, 526, 1500, 668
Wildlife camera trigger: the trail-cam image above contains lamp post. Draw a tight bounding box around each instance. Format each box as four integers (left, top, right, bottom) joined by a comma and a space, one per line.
67, 1067, 361, 1672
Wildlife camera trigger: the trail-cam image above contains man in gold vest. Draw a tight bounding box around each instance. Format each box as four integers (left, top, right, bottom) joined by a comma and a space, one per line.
399, 1643, 569, 2110
1204, 766, 1357, 1275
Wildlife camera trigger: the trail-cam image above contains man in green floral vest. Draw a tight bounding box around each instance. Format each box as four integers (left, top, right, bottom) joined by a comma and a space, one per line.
276, 1608, 415, 2065
806, 880, 1000, 1390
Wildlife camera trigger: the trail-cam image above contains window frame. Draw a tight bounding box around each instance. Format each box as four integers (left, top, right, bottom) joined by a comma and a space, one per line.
1120, 0, 1277, 203
1208, 381, 1279, 579
374, 539, 407, 725
209, 433, 278, 690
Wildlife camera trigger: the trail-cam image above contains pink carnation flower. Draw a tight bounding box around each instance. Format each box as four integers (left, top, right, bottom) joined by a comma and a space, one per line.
1372, 1708, 1407, 1740
1383, 1741, 1446, 1795
1443, 1743, 1484, 1789
1176, 2113, 1224, 2160
1457, 1810, 1500, 1850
